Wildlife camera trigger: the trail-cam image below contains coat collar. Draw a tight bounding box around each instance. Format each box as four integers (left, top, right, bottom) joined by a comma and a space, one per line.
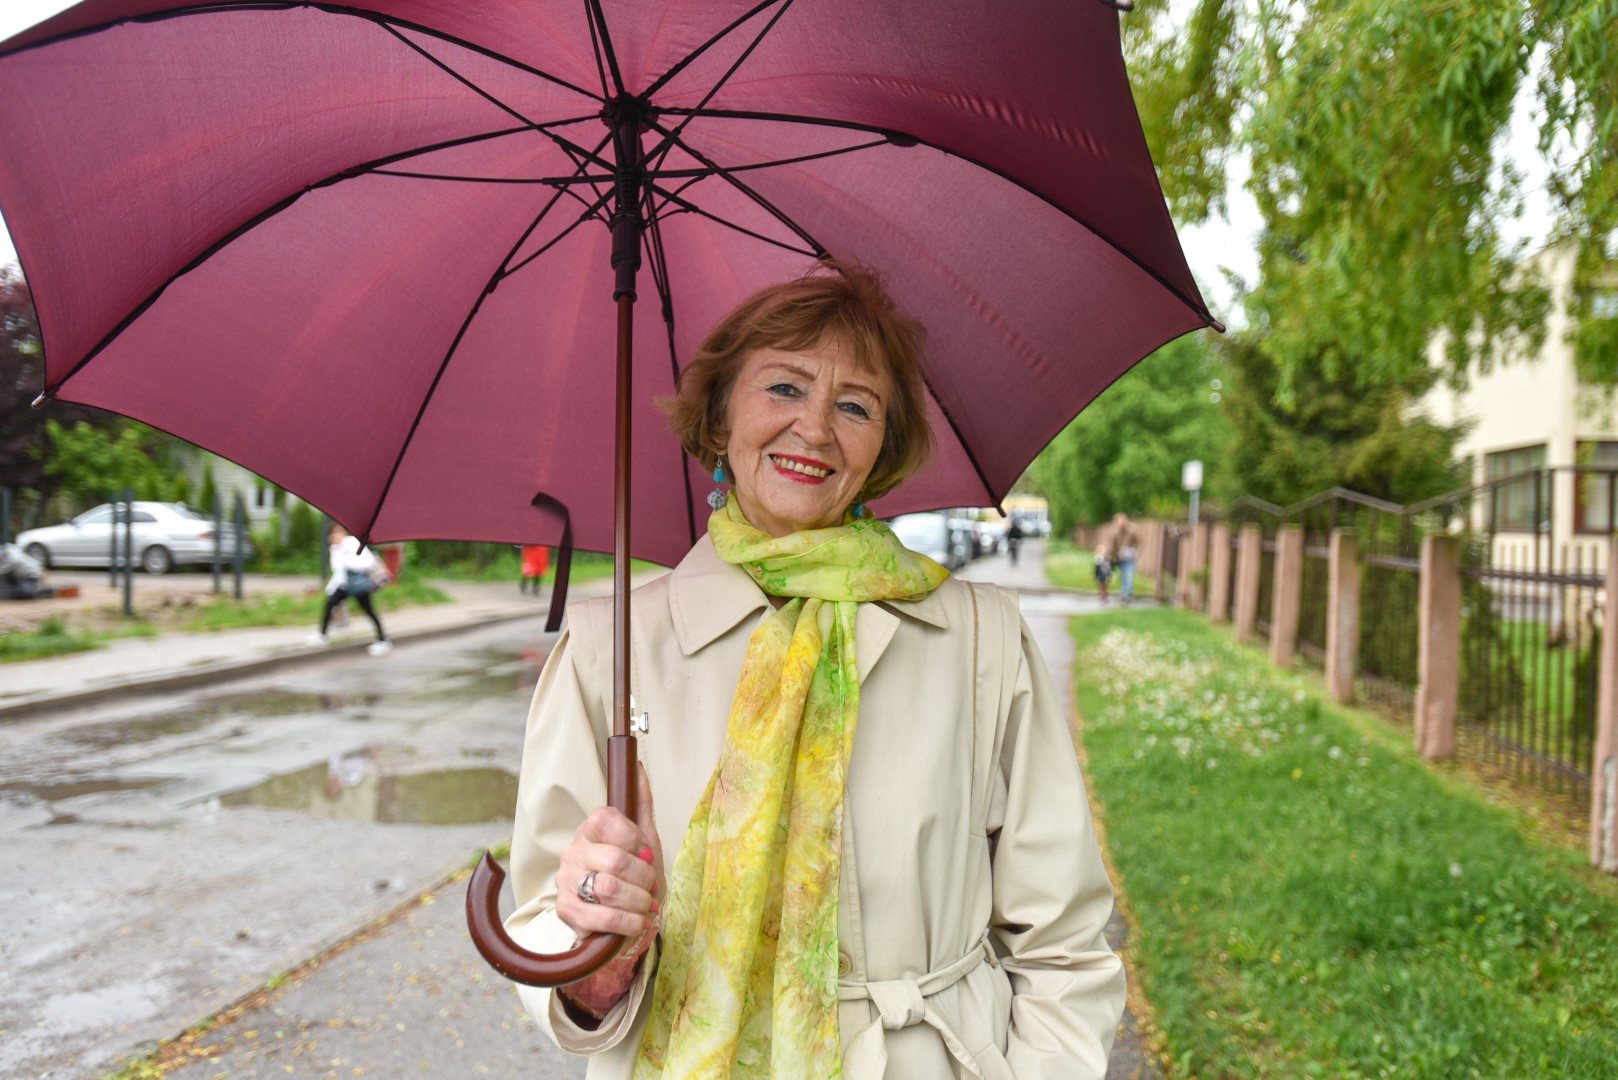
668, 535, 950, 680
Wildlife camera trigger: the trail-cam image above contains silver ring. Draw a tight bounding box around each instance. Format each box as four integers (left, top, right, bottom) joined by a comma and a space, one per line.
577, 870, 600, 904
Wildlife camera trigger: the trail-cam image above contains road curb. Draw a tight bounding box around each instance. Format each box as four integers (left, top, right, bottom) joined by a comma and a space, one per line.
0, 608, 545, 722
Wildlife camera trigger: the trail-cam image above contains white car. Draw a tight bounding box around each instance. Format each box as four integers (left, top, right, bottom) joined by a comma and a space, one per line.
887, 512, 969, 571
17, 501, 254, 575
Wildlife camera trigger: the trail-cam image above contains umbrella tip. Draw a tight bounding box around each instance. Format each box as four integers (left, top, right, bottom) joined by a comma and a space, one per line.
31, 390, 50, 409
1101, 0, 1135, 10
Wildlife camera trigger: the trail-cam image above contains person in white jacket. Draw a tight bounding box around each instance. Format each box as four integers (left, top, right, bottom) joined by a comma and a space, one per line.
307, 524, 391, 656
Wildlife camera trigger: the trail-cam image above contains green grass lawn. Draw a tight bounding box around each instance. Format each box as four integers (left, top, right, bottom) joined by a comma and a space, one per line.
1071, 607, 1618, 1078
1045, 536, 1159, 596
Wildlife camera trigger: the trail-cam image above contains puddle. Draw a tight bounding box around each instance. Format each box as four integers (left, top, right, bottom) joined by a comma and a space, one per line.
0, 777, 167, 802
39, 979, 166, 1027
221, 757, 518, 824
66, 690, 380, 747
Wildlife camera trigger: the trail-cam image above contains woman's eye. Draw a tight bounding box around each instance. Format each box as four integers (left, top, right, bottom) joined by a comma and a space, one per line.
839, 401, 872, 419
767, 383, 800, 398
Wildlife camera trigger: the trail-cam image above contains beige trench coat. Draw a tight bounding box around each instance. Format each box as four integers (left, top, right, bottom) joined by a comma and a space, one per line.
505, 536, 1125, 1078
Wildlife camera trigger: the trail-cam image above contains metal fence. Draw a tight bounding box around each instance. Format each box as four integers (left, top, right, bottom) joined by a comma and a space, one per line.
1411, 467, 1612, 802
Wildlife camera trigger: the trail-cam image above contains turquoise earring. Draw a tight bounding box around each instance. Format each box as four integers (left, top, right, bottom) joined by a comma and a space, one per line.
852, 500, 865, 519
707, 456, 729, 511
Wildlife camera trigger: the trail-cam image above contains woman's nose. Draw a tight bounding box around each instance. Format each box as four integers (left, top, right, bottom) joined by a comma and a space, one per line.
791, 394, 834, 442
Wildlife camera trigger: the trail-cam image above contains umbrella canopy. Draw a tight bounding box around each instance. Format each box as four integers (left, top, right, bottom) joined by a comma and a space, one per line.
0, 0, 1216, 568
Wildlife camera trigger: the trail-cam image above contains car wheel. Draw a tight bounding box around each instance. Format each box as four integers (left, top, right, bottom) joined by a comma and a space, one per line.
141, 545, 173, 575
24, 542, 50, 569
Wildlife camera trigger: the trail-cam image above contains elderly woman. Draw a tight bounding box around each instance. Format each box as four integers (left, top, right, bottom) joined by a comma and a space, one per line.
504, 264, 1125, 1078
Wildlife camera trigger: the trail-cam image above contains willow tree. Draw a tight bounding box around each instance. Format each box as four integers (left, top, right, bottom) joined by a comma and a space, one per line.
1120, 0, 1617, 439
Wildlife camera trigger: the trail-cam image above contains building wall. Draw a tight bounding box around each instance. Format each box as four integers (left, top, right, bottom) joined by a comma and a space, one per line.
1421, 244, 1617, 574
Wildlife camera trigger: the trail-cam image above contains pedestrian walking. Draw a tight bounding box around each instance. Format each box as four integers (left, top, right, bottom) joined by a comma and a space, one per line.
1006, 517, 1024, 568
503, 265, 1123, 1077
307, 524, 391, 655
1110, 512, 1140, 605
520, 544, 550, 596
1094, 544, 1113, 604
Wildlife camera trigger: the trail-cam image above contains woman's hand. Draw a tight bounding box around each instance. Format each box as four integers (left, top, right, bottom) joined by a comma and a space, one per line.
554, 763, 664, 1022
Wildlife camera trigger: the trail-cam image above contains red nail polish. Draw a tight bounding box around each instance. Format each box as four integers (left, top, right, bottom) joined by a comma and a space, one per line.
651, 898, 661, 913
638, 846, 654, 863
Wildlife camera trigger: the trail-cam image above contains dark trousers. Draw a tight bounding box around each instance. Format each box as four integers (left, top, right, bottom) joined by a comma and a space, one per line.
321, 588, 385, 640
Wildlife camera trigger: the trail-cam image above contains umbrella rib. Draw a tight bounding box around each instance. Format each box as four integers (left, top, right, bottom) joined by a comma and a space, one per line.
0, 4, 603, 104
640, 0, 785, 99
41, 122, 549, 399
583, 0, 627, 99
642, 138, 891, 181
644, 180, 817, 257
641, 191, 699, 550
367, 163, 615, 537
371, 169, 617, 185
642, 0, 799, 181
380, 21, 547, 131
659, 106, 1221, 330
644, 119, 825, 257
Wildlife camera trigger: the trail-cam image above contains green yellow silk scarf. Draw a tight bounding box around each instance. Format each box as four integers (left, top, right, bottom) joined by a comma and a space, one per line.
634, 497, 949, 1079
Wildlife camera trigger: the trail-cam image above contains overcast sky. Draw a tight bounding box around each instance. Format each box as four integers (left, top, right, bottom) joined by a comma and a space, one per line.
0, 0, 1556, 328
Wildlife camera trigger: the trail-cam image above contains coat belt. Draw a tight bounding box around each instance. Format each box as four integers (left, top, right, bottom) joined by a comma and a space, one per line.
838, 936, 1003, 1078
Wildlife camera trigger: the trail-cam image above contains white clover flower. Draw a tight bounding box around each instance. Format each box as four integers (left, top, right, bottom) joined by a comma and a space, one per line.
1450, 863, 1463, 878
1329, 746, 1343, 760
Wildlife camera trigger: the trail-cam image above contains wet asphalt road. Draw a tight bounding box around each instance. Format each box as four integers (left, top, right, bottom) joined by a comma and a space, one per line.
0, 616, 573, 1079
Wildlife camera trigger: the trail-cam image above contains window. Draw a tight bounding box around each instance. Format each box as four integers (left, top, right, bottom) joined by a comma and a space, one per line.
1485, 444, 1548, 531
1576, 442, 1618, 533
130, 511, 157, 523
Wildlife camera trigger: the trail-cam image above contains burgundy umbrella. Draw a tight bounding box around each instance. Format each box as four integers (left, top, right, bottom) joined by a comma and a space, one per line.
0, 0, 1218, 984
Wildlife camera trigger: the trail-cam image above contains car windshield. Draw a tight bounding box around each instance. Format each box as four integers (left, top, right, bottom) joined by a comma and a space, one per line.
170, 504, 210, 520
888, 516, 945, 546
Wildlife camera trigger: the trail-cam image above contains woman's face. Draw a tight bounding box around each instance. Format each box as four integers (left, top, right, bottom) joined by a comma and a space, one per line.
721, 335, 891, 537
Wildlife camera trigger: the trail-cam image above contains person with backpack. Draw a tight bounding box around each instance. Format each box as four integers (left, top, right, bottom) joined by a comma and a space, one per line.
307, 523, 391, 655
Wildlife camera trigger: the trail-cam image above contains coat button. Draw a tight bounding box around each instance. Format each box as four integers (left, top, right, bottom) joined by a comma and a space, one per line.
837, 950, 853, 977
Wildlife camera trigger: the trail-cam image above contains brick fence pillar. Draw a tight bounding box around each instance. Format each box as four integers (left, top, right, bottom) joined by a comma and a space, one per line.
1208, 522, 1233, 622
1592, 537, 1618, 873
1415, 534, 1461, 760
1155, 523, 1174, 603
1234, 523, 1262, 644
1325, 527, 1360, 703
1270, 524, 1304, 668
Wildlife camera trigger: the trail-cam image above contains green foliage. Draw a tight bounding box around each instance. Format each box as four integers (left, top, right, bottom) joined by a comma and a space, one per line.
1030, 335, 1231, 537
43, 419, 178, 505
1221, 335, 1470, 508
1072, 610, 1618, 1076
0, 616, 158, 663
287, 500, 319, 553
197, 465, 218, 516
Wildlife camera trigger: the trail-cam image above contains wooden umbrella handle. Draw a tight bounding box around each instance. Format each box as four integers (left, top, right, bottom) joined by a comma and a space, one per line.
464, 734, 640, 987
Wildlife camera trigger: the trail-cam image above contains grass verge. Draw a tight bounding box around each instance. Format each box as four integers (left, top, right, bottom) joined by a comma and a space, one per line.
0, 616, 159, 663
180, 578, 449, 632
1071, 607, 1618, 1078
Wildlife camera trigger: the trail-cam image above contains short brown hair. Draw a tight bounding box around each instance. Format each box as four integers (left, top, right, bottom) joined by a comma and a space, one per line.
662, 261, 932, 502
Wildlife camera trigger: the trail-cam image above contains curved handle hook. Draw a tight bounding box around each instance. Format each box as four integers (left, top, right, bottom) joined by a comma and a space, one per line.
465, 853, 626, 986
467, 734, 640, 986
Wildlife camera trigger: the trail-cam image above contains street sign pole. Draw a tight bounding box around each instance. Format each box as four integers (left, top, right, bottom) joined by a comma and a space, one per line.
1182, 459, 1204, 529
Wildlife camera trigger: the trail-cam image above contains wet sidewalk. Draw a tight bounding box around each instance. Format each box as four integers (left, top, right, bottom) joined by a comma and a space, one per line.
0, 572, 667, 720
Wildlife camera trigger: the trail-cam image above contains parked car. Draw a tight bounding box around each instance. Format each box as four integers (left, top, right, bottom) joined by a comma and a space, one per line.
887, 512, 970, 571
16, 501, 254, 574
